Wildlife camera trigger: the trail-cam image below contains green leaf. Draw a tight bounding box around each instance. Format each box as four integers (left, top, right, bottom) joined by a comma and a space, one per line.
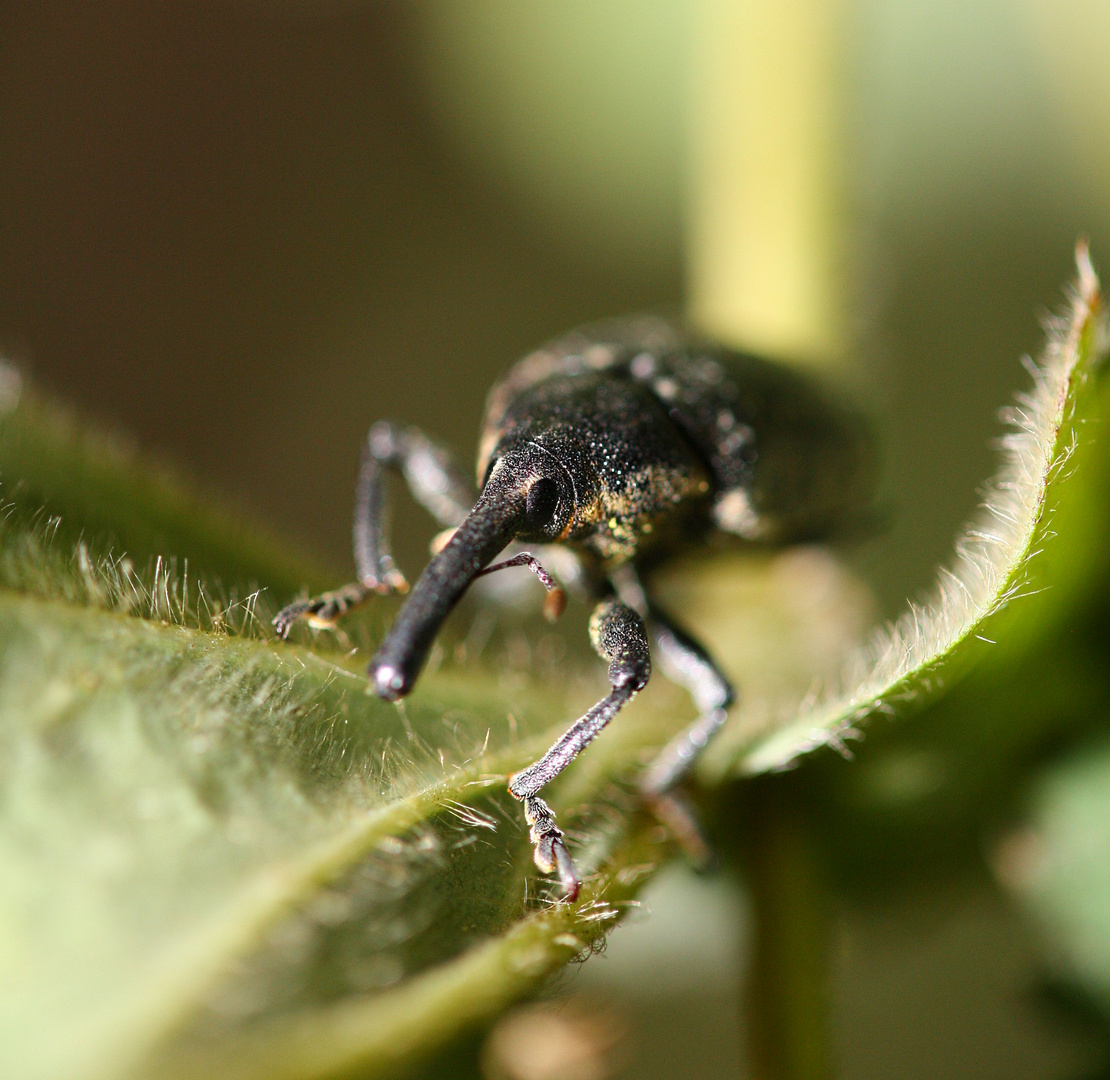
701, 245, 1110, 780
0, 573, 653, 1079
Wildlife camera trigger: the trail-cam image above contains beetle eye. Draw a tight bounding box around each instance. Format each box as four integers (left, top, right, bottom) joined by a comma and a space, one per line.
525, 478, 560, 528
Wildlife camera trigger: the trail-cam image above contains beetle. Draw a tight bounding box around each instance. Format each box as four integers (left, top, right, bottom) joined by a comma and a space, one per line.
274, 316, 873, 900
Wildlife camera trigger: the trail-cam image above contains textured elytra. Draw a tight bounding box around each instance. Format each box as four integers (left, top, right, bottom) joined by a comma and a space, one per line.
479, 316, 874, 560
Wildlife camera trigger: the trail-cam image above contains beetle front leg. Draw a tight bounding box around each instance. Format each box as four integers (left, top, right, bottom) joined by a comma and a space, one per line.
274, 422, 475, 637
271, 582, 379, 638
509, 598, 651, 900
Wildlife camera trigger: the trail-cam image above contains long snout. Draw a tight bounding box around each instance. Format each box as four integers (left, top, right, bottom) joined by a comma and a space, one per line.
368, 494, 520, 700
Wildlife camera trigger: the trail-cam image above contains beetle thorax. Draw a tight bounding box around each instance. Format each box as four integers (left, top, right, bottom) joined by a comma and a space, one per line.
480, 372, 712, 565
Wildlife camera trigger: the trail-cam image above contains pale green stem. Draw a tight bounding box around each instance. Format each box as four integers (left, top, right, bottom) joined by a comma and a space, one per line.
686, 0, 852, 368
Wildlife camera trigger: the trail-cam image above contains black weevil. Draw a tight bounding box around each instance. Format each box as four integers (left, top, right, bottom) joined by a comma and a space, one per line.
274, 317, 873, 900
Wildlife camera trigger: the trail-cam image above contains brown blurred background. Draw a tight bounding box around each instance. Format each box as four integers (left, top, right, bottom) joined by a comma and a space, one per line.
0, 4, 685, 589
3, 4, 1110, 1078
3, 2, 1107, 614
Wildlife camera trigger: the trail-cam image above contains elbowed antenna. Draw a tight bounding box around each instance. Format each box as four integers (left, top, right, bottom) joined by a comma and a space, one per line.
368, 474, 524, 701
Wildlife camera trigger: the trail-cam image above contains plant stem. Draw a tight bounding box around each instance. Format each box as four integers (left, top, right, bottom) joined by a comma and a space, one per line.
741, 778, 834, 1080
686, 0, 852, 368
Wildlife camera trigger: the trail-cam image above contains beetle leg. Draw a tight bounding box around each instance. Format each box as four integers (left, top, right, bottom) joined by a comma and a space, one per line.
509, 598, 651, 900
272, 582, 378, 638
637, 603, 734, 867
609, 567, 734, 867
354, 421, 474, 587
638, 605, 734, 794
273, 422, 474, 637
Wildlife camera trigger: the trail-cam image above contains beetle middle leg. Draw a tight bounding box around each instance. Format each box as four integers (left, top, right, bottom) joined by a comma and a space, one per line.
638, 604, 734, 867
638, 604, 734, 794
610, 567, 734, 866
509, 598, 651, 900
273, 421, 475, 637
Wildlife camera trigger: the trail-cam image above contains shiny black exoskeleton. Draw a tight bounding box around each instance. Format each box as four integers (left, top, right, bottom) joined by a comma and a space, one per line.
274, 317, 873, 900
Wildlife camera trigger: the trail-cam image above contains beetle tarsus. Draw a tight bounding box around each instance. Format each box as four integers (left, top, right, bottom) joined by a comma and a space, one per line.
552, 836, 581, 901
515, 793, 581, 902
273, 422, 472, 640
272, 599, 313, 639
272, 581, 372, 637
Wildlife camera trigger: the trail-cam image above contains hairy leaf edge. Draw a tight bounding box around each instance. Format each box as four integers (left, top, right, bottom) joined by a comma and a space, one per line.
718, 245, 1108, 778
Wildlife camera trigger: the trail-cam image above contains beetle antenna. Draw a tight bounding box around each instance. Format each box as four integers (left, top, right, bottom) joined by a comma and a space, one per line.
475, 552, 566, 621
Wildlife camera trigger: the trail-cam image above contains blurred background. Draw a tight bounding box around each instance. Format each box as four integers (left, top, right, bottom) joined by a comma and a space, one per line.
2, 2, 1110, 1077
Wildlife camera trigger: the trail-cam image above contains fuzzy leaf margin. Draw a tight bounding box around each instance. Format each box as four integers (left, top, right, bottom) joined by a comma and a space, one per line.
704, 245, 1110, 779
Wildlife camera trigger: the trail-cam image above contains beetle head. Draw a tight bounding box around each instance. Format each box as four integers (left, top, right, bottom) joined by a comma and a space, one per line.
495, 441, 575, 543
368, 442, 574, 701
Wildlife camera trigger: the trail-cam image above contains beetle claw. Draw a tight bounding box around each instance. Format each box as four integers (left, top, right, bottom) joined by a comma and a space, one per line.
272, 599, 314, 638
551, 837, 581, 901
534, 828, 580, 902
542, 586, 567, 622
517, 793, 580, 901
